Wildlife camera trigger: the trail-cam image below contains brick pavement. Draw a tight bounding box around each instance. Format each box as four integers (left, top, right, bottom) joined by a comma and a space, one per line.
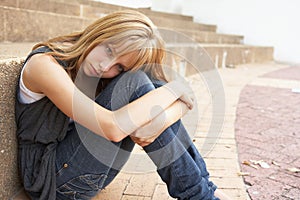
235, 65, 300, 200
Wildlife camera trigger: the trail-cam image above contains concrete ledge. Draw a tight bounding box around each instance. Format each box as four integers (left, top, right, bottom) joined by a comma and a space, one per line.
0, 58, 24, 200
202, 44, 274, 68
0, 5, 216, 43
166, 43, 273, 69
150, 16, 216, 32
69, 0, 194, 21
0, 0, 80, 16
161, 29, 244, 44
177, 29, 244, 44
0, 6, 92, 42
0, 42, 274, 71
0, 42, 35, 60
0, 0, 194, 22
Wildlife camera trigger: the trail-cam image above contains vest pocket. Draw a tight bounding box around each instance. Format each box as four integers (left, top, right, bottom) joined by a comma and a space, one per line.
56, 173, 108, 199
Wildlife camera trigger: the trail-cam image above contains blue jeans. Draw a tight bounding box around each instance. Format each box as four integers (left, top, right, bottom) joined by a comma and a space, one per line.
55, 71, 219, 200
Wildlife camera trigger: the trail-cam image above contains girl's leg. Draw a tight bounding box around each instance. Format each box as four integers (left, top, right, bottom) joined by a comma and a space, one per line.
169, 119, 212, 182
143, 120, 219, 200
94, 70, 158, 181
103, 75, 219, 200
101, 73, 219, 200
142, 80, 219, 200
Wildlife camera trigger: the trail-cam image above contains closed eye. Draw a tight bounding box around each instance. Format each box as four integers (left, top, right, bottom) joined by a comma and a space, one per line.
105, 45, 113, 57
117, 64, 124, 72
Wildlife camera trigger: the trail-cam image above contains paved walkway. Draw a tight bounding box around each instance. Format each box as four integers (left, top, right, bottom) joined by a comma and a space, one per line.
13, 61, 299, 200
235, 65, 300, 200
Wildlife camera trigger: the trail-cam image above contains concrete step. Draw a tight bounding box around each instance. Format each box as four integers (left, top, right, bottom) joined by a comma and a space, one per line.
0, 6, 92, 42
0, 5, 216, 43
150, 16, 216, 32
58, 0, 194, 21
72, 4, 212, 32
0, 42, 273, 70
0, 57, 24, 200
0, 0, 81, 16
202, 44, 274, 68
0, 42, 36, 60
160, 28, 244, 44
69, 6, 216, 32
0, 0, 216, 33
165, 43, 273, 71
61, 1, 216, 32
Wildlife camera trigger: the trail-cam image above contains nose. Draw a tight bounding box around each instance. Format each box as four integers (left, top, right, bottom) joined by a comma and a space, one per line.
99, 60, 112, 72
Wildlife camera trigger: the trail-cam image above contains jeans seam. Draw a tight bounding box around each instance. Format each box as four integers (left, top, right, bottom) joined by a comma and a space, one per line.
57, 173, 107, 199
56, 142, 84, 176
173, 155, 193, 199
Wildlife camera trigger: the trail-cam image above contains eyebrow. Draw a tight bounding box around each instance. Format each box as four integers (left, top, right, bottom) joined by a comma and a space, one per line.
107, 44, 118, 57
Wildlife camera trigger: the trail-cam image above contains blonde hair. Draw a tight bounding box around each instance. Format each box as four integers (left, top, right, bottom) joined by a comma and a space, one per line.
33, 10, 167, 82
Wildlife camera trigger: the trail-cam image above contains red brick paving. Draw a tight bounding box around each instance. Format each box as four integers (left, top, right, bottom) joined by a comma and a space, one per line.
262, 65, 300, 81
235, 66, 300, 200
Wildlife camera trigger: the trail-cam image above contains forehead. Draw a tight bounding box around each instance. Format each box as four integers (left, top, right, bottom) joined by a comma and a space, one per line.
108, 39, 145, 70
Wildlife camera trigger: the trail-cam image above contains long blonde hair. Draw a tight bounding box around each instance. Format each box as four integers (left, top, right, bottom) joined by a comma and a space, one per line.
33, 10, 167, 82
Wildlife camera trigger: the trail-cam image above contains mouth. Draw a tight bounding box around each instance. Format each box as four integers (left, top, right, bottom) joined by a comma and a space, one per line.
90, 64, 100, 76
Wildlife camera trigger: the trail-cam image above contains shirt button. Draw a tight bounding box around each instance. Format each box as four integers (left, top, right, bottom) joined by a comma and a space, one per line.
63, 163, 68, 168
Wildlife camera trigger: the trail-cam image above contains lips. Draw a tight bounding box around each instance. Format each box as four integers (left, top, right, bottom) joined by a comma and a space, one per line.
90, 64, 99, 76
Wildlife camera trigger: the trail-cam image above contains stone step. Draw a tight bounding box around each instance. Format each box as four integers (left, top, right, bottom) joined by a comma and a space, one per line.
0, 42, 36, 60
178, 29, 243, 44
0, 42, 273, 70
2, 0, 245, 43
0, 0, 81, 16
160, 28, 244, 44
0, 57, 24, 200
165, 43, 273, 71
0, 5, 217, 43
59, 0, 216, 32
0, 0, 216, 33
0, 6, 92, 42
150, 16, 216, 32
202, 44, 274, 68
57, 0, 194, 21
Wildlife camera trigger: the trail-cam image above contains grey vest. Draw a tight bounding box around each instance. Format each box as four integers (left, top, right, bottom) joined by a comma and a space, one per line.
15, 47, 69, 200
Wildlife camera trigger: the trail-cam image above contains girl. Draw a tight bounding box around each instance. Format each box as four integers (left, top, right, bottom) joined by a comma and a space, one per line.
15, 10, 228, 200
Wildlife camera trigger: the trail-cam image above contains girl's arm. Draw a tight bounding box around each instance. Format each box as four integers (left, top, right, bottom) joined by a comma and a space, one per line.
130, 100, 189, 147
23, 54, 192, 142
112, 80, 193, 136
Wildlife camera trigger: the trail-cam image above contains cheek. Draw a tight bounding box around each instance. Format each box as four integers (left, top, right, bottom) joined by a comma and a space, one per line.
81, 61, 90, 76
102, 69, 121, 78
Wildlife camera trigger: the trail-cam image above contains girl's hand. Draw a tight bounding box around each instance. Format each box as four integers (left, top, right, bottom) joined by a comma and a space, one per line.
179, 92, 194, 110
130, 100, 189, 147
165, 80, 195, 110
130, 134, 160, 147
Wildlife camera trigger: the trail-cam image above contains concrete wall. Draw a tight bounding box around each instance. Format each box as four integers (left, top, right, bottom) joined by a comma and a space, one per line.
150, 0, 300, 65
0, 59, 24, 200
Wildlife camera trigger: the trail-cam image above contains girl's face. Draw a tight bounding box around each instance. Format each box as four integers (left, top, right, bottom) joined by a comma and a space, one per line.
82, 44, 134, 78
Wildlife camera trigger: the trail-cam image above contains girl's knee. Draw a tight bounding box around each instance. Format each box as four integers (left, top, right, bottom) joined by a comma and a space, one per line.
118, 70, 153, 89
113, 70, 155, 101
96, 70, 156, 110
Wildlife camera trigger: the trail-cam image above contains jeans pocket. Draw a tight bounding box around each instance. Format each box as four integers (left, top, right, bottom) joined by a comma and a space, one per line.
57, 173, 107, 199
